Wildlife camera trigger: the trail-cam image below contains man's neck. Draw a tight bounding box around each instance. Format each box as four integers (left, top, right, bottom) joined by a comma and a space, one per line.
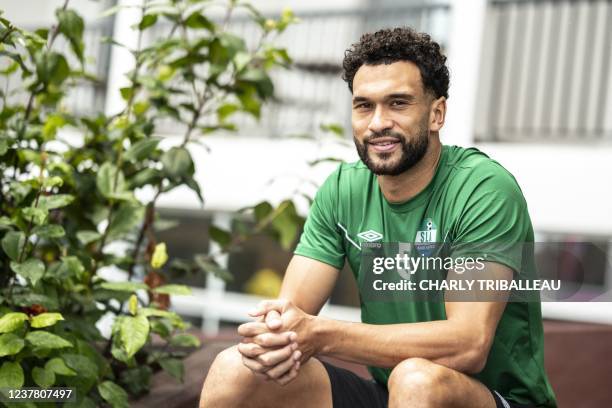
377, 139, 443, 204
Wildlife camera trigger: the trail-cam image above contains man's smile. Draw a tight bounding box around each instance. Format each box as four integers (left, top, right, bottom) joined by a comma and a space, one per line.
367, 137, 401, 153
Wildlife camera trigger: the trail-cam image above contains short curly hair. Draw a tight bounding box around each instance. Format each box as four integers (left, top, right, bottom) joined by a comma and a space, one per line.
342, 27, 449, 99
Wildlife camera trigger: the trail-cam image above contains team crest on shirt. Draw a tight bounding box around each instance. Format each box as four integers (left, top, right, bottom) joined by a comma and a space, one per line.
415, 218, 437, 243
415, 218, 438, 256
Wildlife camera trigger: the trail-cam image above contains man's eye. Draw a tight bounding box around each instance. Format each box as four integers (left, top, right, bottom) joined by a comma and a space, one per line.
391, 100, 407, 107
354, 103, 372, 110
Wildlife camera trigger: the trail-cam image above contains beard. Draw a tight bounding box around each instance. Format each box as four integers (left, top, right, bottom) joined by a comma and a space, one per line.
354, 121, 430, 176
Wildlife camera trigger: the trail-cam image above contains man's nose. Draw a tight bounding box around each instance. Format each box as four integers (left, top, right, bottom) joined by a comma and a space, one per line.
367, 106, 393, 134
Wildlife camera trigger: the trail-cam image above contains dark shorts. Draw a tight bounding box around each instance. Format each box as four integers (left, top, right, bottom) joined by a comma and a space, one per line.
321, 360, 535, 408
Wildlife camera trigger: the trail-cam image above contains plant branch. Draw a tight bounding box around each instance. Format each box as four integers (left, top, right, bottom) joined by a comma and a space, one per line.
47, 0, 70, 49
127, 186, 162, 281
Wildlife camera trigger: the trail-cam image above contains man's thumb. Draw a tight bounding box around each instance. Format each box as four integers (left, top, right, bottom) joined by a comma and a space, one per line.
265, 310, 282, 330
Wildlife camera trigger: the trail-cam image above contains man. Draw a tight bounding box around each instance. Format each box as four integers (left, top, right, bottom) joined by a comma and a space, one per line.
200, 27, 557, 408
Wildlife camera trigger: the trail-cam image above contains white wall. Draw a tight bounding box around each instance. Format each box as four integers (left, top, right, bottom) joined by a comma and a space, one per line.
477, 143, 612, 237
155, 136, 612, 238
1, 0, 110, 26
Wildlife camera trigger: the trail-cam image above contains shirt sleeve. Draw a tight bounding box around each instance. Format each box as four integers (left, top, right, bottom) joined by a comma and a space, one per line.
450, 167, 532, 275
294, 167, 345, 269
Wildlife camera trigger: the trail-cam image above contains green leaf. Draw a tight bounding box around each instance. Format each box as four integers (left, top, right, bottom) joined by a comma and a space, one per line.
253, 201, 273, 222
2, 231, 25, 261
76, 230, 101, 245
217, 103, 239, 122
36, 52, 70, 86
209, 225, 232, 249
100, 281, 148, 292
57, 9, 84, 62
120, 366, 152, 395
236, 83, 261, 118
185, 177, 204, 205
161, 147, 194, 180
124, 138, 160, 162
138, 308, 175, 318
62, 353, 98, 379
128, 294, 138, 315
150, 319, 172, 338
30, 312, 64, 328
32, 224, 65, 239
233, 52, 251, 72
0, 333, 25, 357
270, 200, 303, 250
119, 315, 149, 358
98, 381, 129, 408
22, 207, 48, 225
138, 13, 158, 30
0, 216, 13, 230
219, 32, 247, 57
32, 365, 55, 388
119, 86, 133, 102
11, 259, 45, 286
97, 162, 130, 200
106, 203, 145, 240
320, 123, 345, 137
45, 357, 77, 376
25, 331, 73, 349
42, 114, 67, 140
129, 168, 163, 189
38, 194, 74, 210
240, 68, 274, 99
169, 333, 201, 348
0, 313, 28, 334
194, 254, 233, 282
153, 284, 191, 295
184, 12, 214, 31
0, 139, 7, 156
42, 175, 64, 188
0, 361, 24, 388
159, 358, 183, 382
56, 256, 85, 281
12, 293, 59, 310
9, 181, 32, 205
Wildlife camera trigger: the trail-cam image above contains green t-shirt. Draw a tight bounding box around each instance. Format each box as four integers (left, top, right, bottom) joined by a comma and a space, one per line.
294, 144, 557, 407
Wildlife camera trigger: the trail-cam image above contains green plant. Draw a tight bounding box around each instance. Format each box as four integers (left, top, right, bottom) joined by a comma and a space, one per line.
0, 0, 300, 406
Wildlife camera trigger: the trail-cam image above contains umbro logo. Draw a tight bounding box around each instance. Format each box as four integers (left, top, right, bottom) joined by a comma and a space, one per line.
357, 230, 383, 242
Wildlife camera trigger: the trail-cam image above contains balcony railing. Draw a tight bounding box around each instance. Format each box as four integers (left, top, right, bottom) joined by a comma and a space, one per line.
475, 0, 612, 142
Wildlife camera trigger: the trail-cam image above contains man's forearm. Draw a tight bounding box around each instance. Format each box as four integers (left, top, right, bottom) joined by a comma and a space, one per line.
311, 317, 490, 373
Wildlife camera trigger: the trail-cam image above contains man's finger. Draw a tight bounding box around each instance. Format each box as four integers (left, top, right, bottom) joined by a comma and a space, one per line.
237, 342, 268, 358
275, 361, 300, 386
241, 355, 269, 374
265, 310, 282, 330
255, 342, 297, 367
253, 331, 297, 348
264, 351, 299, 379
248, 299, 288, 318
237, 321, 269, 337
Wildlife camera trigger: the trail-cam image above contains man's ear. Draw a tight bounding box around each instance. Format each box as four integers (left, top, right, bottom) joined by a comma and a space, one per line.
429, 96, 446, 132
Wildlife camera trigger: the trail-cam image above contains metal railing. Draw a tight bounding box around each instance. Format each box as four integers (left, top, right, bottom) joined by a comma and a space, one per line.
475, 0, 612, 142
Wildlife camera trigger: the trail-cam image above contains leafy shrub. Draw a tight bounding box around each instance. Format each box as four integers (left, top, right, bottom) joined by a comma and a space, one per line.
0, 0, 300, 406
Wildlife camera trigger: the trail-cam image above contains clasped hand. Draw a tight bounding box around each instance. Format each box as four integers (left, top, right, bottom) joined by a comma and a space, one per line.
237, 299, 316, 386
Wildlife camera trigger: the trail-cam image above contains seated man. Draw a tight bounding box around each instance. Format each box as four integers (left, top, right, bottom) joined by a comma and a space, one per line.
200, 27, 557, 408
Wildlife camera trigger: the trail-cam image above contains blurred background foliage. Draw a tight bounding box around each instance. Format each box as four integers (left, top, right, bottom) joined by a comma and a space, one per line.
0, 0, 318, 406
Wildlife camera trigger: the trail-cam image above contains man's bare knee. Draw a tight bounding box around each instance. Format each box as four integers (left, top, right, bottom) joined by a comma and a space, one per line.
388, 358, 450, 407
200, 345, 332, 408
200, 345, 261, 408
